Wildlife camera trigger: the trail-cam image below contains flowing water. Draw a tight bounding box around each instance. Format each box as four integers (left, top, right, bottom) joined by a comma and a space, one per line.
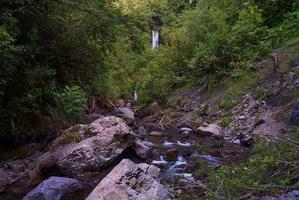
137, 125, 251, 184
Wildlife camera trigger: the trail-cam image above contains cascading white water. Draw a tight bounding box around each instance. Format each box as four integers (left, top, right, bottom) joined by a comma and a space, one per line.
133, 89, 138, 102
152, 155, 168, 165
152, 31, 159, 49
176, 141, 191, 147
177, 155, 185, 162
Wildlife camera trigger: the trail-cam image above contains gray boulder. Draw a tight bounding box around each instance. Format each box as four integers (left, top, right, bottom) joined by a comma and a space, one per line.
113, 107, 135, 126
0, 116, 134, 196
23, 176, 87, 200
197, 124, 223, 139
86, 159, 175, 200
51, 116, 134, 176
138, 126, 147, 136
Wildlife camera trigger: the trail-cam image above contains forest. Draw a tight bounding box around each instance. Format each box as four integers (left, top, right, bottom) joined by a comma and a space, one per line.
0, 0, 298, 142
0, 0, 299, 200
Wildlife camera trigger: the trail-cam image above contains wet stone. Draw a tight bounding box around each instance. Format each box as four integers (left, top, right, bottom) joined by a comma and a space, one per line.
149, 131, 165, 137
165, 149, 179, 161
138, 126, 147, 136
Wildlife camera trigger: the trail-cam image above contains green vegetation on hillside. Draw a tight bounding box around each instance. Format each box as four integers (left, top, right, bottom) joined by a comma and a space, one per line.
1, 0, 299, 143
108, 0, 299, 109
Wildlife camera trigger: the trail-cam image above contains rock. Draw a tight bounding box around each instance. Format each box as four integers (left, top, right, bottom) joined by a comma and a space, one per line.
289, 56, 299, 68
113, 107, 135, 126
0, 159, 40, 196
210, 139, 224, 148
133, 139, 151, 159
197, 124, 223, 139
261, 190, 299, 200
138, 126, 147, 136
0, 116, 134, 196
149, 131, 165, 137
240, 135, 254, 147
151, 149, 161, 160
0, 169, 9, 193
279, 190, 299, 199
291, 102, 299, 125
52, 116, 134, 176
116, 99, 126, 107
144, 101, 160, 115
181, 131, 190, 137
232, 139, 241, 145
23, 176, 87, 200
165, 149, 179, 161
199, 155, 222, 166
86, 159, 175, 200
267, 93, 291, 107
141, 141, 154, 147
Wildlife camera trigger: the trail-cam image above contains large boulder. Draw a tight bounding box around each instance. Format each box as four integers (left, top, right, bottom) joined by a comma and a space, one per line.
291, 102, 299, 125
51, 116, 134, 176
23, 176, 87, 200
113, 107, 135, 126
0, 116, 134, 196
197, 124, 223, 139
86, 159, 175, 200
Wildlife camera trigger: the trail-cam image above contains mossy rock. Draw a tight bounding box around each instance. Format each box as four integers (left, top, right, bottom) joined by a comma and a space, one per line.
58, 125, 82, 146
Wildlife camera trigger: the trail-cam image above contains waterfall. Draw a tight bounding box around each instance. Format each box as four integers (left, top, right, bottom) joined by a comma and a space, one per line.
152, 31, 159, 49
133, 89, 138, 102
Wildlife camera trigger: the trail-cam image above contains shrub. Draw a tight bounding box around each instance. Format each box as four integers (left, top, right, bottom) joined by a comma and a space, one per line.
54, 86, 87, 121
220, 116, 232, 127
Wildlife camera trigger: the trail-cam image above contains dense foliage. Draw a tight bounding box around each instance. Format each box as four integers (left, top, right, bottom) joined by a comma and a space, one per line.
0, 0, 117, 143
110, 0, 299, 104
0, 0, 299, 143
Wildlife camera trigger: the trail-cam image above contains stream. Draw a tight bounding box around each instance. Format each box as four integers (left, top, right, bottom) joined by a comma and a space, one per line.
0, 117, 252, 200
135, 124, 251, 185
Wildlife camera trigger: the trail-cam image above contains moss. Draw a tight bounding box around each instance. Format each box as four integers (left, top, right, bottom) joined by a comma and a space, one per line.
220, 116, 232, 127
59, 126, 81, 145
227, 70, 260, 97
194, 105, 209, 117
254, 89, 269, 101
218, 97, 237, 111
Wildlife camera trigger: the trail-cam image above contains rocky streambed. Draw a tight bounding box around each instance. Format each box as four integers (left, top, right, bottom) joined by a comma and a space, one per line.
0, 109, 254, 200
133, 123, 251, 186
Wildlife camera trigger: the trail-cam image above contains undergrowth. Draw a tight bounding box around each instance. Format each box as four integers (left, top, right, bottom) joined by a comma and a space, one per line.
177, 133, 299, 200
204, 135, 299, 199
